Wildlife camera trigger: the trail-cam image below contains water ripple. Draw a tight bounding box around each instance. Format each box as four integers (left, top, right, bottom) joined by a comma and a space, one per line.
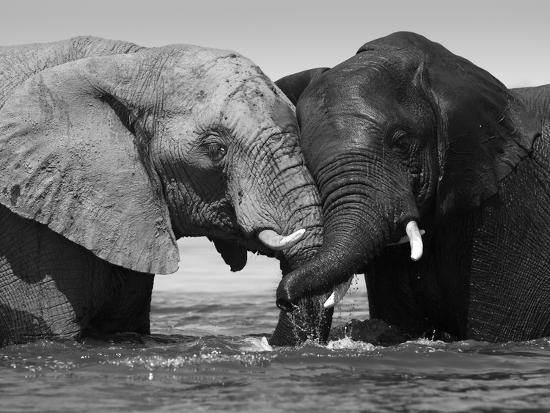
1, 290, 550, 412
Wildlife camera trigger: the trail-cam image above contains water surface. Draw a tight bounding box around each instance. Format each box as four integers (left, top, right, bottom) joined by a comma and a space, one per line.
1, 238, 549, 412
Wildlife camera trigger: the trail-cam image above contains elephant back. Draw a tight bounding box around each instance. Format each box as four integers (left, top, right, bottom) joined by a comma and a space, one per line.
512, 85, 550, 123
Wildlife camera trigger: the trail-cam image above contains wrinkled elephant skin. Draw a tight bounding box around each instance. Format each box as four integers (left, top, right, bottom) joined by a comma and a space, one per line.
276, 32, 550, 342
0, 37, 328, 346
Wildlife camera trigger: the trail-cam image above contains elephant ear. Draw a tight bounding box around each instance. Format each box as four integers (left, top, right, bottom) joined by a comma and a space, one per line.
427, 54, 541, 215
209, 238, 248, 272
0, 56, 179, 274
276, 68, 330, 106
428, 66, 542, 214
360, 32, 542, 215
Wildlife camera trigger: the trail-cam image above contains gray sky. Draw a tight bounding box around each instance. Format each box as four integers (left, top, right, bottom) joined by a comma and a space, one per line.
1, 0, 548, 87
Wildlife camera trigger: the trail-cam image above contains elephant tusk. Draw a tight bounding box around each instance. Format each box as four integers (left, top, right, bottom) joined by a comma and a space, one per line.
387, 229, 426, 246
323, 276, 353, 308
406, 221, 423, 261
258, 228, 306, 251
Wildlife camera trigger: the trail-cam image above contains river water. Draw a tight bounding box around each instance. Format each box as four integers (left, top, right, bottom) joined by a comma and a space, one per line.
1, 238, 549, 412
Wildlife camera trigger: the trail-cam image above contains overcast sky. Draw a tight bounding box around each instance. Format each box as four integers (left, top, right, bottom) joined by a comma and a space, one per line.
1, 0, 548, 87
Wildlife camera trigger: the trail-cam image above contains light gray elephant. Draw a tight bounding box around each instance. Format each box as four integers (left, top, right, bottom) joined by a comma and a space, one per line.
0, 37, 329, 346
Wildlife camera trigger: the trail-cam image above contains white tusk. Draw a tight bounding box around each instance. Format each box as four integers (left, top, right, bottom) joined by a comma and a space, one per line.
258, 228, 305, 251
406, 221, 423, 261
323, 277, 353, 309
387, 229, 426, 246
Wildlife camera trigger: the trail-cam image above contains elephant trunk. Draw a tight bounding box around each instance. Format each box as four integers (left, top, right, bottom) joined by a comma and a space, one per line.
276, 154, 419, 310
270, 218, 333, 346
269, 180, 335, 345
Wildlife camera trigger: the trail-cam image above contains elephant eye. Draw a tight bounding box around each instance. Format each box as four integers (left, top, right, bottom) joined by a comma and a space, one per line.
390, 130, 414, 152
206, 142, 227, 162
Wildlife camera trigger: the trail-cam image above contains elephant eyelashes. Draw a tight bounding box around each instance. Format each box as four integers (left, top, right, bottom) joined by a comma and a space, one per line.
206, 143, 228, 162
389, 130, 415, 153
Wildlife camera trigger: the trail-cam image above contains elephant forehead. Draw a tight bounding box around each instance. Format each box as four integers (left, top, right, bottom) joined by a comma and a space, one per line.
165, 48, 265, 93
299, 62, 426, 133
157, 47, 298, 137
164, 63, 284, 106
167, 81, 295, 136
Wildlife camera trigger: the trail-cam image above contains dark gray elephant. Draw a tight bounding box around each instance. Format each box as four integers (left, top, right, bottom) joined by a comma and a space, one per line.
0, 37, 331, 346
513, 85, 550, 121
275, 32, 550, 342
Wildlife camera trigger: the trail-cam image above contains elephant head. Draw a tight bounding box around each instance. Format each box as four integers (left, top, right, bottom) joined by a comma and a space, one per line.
0, 39, 331, 343
275, 31, 541, 309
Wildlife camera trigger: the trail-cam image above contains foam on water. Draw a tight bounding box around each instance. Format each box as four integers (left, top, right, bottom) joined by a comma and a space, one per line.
240, 336, 273, 352
326, 336, 376, 351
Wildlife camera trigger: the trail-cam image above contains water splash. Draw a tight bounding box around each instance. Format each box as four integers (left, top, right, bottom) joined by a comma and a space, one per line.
240, 336, 273, 352
326, 336, 376, 351
2, 290, 550, 412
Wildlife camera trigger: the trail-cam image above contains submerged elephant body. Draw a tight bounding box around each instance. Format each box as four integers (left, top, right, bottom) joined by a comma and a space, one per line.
0, 37, 329, 346
276, 32, 550, 342
0, 205, 155, 342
